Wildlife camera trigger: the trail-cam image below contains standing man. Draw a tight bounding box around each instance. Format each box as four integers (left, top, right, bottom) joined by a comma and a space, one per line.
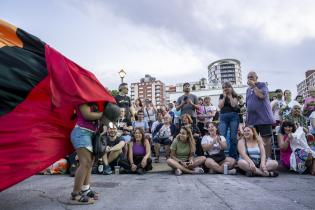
270, 89, 284, 125
176, 82, 199, 125
115, 83, 133, 121
246, 71, 275, 159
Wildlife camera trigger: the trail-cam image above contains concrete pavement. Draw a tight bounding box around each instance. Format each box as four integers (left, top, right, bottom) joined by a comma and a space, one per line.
1, 167, 315, 210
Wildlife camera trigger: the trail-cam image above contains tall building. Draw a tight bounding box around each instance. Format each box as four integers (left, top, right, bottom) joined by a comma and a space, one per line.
130, 74, 165, 107
208, 59, 242, 86
297, 70, 315, 97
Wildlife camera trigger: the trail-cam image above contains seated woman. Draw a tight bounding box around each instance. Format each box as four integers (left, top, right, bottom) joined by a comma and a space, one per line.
153, 114, 176, 162
290, 125, 315, 175
167, 126, 206, 176
132, 110, 150, 133
202, 122, 236, 174
237, 126, 278, 177
277, 121, 294, 169
180, 114, 203, 156
128, 128, 153, 174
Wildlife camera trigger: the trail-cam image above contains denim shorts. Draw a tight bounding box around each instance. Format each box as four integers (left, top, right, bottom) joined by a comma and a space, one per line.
70, 126, 94, 152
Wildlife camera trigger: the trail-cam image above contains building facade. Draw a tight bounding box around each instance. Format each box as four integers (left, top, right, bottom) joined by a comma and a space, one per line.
130, 74, 165, 107
208, 59, 242, 86
297, 70, 315, 97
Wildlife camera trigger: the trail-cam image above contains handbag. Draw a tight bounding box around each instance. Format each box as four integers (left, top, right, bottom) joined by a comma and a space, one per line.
92, 124, 107, 160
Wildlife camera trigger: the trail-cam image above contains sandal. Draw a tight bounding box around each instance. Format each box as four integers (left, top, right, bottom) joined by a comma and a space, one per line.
265, 171, 279, 177
81, 188, 99, 200
175, 169, 182, 176
154, 158, 160, 163
69, 192, 94, 205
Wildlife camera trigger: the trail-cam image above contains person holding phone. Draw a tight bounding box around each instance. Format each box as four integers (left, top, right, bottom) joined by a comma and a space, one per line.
245, 71, 275, 159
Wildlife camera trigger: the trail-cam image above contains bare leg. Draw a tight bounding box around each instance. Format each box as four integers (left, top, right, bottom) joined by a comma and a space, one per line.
237, 159, 264, 176
166, 158, 195, 174
205, 158, 224, 173
165, 145, 170, 158
188, 156, 206, 169
108, 150, 122, 164
73, 148, 93, 193
265, 159, 278, 171
262, 136, 272, 159
154, 143, 160, 161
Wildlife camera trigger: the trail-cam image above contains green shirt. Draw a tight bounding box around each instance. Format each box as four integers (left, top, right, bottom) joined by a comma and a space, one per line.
170, 138, 191, 161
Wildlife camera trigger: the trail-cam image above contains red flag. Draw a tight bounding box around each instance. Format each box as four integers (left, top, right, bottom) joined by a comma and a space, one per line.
0, 19, 115, 191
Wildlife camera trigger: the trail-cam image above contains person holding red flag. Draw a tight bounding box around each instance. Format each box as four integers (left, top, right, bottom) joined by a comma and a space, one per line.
0, 19, 117, 196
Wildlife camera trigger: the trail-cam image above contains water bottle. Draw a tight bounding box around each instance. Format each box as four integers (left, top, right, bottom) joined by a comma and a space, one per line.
223, 164, 228, 175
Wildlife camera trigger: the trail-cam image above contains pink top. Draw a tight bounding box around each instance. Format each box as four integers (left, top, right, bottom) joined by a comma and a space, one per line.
76, 105, 98, 132
280, 135, 292, 168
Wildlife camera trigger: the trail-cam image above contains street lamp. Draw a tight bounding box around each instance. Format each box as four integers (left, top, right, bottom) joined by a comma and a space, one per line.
118, 69, 126, 83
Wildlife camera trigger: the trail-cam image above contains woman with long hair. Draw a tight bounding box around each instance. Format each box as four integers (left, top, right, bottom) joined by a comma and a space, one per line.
218, 82, 239, 159
167, 126, 206, 176
202, 122, 236, 174
277, 121, 295, 169
237, 126, 278, 177
128, 128, 152, 174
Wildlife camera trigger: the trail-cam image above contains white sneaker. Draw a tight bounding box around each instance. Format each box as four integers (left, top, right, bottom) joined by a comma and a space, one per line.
193, 167, 204, 174
228, 169, 237, 175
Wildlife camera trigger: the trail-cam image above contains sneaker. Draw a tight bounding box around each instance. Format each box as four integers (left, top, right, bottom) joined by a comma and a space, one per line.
102, 165, 112, 175
97, 164, 104, 174
175, 169, 182, 176
228, 169, 237, 175
193, 167, 204, 174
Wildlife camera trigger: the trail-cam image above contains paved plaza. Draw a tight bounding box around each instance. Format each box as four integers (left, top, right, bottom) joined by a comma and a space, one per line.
1, 164, 315, 210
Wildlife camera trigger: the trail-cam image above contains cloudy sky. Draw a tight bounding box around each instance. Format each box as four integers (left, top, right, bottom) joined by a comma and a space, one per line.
2, 0, 315, 95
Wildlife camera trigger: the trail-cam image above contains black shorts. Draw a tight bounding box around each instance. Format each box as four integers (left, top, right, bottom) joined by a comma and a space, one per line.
254, 124, 272, 137
153, 137, 172, 145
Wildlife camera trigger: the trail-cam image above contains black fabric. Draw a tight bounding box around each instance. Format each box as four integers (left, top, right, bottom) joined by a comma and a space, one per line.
133, 156, 152, 171
117, 118, 132, 130
206, 150, 226, 163
195, 137, 204, 156
0, 28, 47, 116
105, 136, 124, 147
92, 130, 107, 160
153, 137, 172, 145
254, 124, 273, 137
219, 94, 238, 114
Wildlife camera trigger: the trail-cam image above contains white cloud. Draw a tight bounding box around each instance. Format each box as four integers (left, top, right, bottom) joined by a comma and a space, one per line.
194, 0, 315, 45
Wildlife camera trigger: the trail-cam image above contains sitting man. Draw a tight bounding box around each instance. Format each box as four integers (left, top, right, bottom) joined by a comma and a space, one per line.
101, 125, 127, 175
152, 114, 176, 162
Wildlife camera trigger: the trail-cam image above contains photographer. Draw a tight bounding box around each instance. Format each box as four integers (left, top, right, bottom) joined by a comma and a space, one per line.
176, 82, 199, 126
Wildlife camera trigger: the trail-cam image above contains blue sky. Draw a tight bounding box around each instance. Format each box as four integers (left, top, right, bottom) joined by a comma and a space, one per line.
2, 0, 315, 95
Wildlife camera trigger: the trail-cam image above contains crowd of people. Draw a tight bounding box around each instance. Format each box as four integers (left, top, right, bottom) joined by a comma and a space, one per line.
50, 72, 315, 204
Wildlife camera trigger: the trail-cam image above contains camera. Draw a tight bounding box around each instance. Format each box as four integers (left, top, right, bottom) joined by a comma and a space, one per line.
183, 96, 188, 101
